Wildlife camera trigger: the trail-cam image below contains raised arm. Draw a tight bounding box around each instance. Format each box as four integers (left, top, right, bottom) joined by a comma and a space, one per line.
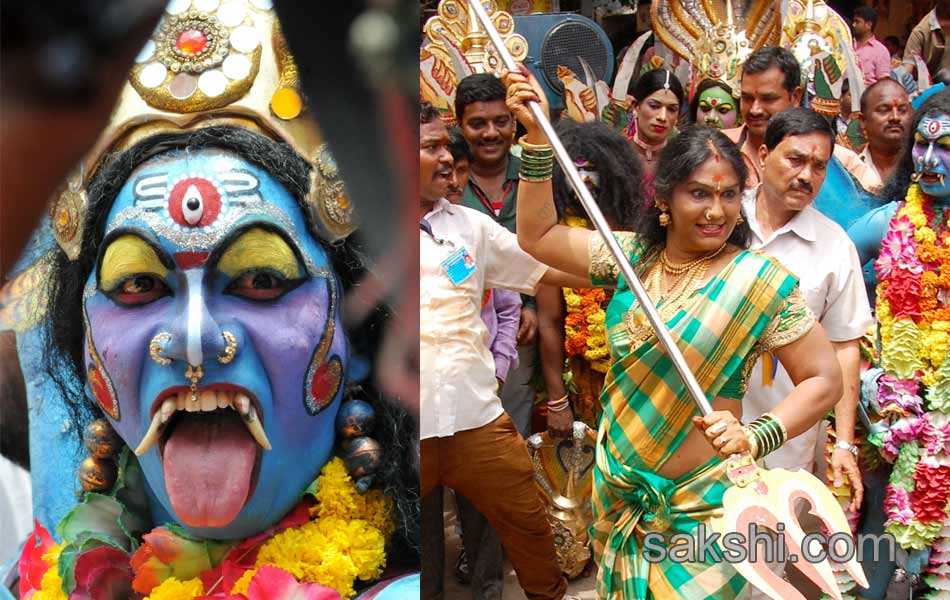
502, 68, 595, 280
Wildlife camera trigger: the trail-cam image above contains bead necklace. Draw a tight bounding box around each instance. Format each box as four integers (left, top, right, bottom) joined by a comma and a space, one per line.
624, 244, 727, 349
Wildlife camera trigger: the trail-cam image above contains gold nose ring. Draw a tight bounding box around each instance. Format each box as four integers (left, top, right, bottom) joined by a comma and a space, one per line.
149, 332, 172, 366
218, 331, 237, 364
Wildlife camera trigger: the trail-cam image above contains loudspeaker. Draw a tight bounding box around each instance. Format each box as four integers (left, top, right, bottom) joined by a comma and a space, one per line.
514, 13, 614, 113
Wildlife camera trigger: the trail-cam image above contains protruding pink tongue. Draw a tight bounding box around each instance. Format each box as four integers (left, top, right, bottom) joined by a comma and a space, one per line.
163, 411, 257, 528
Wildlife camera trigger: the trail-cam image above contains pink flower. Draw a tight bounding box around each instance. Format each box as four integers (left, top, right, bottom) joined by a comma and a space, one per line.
883, 416, 925, 458
920, 413, 950, 457
877, 216, 923, 278
246, 566, 340, 600
885, 485, 915, 525
878, 375, 924, 416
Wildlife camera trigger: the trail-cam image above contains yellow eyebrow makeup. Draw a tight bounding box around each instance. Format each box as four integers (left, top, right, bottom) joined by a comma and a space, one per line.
100, 235, 169, 292
217, 228, 301, 279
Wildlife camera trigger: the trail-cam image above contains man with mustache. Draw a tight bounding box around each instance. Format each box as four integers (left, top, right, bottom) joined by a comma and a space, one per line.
740, 109, 872, 598
858, 78, 914, 185
724, 46, 882, 193
456, 73, 540, 443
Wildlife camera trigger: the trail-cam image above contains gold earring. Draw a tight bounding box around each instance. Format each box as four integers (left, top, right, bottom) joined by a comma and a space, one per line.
218, 331, 237, 364
149, 332, 172, 366
737, 214, 745, 225
659, 208, 671, 227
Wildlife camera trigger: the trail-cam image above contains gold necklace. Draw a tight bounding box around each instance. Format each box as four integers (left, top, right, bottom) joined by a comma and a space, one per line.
624, 245, 726, 350
660, 243, 728, 274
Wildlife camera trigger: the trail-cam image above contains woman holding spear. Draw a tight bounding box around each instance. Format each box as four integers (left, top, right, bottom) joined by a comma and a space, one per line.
503, 67, 844, 598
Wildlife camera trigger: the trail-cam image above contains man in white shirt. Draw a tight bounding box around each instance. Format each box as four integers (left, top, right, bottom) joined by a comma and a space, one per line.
419, 102, 582, 600
743, 108, 871, 492
741, 107, 873, 600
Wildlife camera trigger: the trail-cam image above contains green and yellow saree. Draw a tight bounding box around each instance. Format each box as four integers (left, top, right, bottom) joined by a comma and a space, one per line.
586, 233, 814, 599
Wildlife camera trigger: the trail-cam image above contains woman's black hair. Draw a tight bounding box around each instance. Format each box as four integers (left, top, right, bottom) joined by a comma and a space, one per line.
551, 120, 644, 229
636, 125, 751, 258
629, 68, 685, 106
688, 79, 737, 124
883, 89, 950, 202
43, 125, 420, 562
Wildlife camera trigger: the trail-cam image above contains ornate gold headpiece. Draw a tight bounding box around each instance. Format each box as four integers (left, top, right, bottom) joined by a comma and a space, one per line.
420, 0, 527, 123
780, 0, 852, 85
51, 0, 355, 261
652, 0, 779, 96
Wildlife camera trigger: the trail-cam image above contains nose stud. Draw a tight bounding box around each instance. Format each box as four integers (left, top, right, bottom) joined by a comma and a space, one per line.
705, 209, 715, 220
149, 332, 173, 366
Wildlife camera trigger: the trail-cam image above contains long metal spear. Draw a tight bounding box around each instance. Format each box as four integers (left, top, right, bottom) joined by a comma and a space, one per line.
467, 0, 713, 415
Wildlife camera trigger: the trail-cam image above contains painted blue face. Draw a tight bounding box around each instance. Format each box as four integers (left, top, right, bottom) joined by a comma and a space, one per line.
83, 148, 348, 539
913, 114, 950, 198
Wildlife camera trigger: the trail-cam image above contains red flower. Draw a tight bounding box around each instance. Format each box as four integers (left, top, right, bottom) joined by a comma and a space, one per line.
17, 520, 55, 597
70, 546, 133, 600
885, 270, 923, 319
910, 463, 950, 523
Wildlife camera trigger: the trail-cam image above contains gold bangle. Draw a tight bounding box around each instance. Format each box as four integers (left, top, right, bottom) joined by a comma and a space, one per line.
518, 135, 552, 152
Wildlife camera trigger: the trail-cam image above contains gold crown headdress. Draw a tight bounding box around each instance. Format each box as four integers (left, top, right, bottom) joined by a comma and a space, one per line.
420, 0, 527, 123
781, 0, 852, 83
51, 0, 355, 261
652, 0, 780, 97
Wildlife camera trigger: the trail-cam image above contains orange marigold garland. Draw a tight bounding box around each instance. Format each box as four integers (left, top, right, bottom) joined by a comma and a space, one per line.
562, 216, 610, 373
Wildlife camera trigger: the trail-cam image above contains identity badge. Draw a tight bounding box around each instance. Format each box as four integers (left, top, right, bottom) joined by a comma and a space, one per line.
441, 247, 476, 286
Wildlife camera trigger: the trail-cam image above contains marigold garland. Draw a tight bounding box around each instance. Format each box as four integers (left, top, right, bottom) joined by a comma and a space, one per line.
875, 183, 950, 555
562, 215, 610, 373
27, 457, 393, 600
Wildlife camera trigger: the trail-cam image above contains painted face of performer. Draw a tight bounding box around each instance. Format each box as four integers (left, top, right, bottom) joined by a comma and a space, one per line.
696, 86, 739, 129
83, 148, 348, 539
913, 113, 950, 198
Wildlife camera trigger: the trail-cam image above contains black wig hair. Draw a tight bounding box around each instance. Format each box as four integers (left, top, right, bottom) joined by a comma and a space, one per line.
551, 119, 644, 228
43, 125, 420, 563
447, 126, 472, 162
742, 46, 802, 94
637, 125, 752, 258
763, 107, 835, 154
884, 89, 950, 201
688, 79, 737, 124
629, 68, 686, 106
454, 73, 506, 124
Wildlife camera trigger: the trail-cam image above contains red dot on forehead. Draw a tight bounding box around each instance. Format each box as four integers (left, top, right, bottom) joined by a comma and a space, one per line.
168, 177, 221, 228
930, 120, 940, 134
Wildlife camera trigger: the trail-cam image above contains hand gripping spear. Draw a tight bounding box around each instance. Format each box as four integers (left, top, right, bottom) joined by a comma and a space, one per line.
463, 2, 868, 597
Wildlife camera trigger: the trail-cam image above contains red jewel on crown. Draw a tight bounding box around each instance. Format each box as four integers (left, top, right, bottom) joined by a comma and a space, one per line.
176, 29, 208, 57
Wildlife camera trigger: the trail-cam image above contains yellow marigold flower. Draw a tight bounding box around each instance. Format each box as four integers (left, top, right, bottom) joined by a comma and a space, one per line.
255, 515, 387, 600
35, 566, 66, 600
916, 227, 937, 244
143, 576, 204, 600
231, 567, 258, 597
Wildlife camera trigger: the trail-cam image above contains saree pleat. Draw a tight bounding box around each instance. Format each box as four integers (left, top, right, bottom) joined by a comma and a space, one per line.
590, 250, 799, 599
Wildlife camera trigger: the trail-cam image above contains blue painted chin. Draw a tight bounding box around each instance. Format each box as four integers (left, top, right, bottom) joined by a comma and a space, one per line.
919, 174, 950, 199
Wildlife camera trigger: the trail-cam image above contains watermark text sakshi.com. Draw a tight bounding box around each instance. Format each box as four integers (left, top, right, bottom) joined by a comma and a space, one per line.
641, 523, 896, 564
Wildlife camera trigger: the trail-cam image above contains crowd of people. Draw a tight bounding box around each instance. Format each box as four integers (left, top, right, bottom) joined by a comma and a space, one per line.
420, 2, 950, 599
